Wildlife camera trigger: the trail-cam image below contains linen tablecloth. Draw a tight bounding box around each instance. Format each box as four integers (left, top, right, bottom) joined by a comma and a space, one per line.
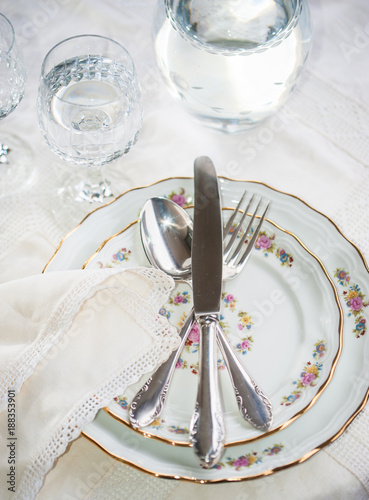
0, 0, 368, 498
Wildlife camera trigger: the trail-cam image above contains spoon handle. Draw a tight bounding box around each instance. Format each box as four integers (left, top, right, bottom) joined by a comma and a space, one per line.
129, 311, 194, 428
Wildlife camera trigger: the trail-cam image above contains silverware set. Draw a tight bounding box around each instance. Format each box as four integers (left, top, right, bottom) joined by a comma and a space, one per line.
129, 156, 273, 468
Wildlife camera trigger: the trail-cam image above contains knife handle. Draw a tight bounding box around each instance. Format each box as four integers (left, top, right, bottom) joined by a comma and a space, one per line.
189, 315, 225, 468
216, 324, 273, 431
129, 311, 194, 428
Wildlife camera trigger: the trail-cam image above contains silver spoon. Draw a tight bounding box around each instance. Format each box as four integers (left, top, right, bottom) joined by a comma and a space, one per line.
129, 196, 272, 432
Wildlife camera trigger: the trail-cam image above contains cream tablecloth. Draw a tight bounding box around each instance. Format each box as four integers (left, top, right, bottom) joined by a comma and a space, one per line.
0, 0, 368, 498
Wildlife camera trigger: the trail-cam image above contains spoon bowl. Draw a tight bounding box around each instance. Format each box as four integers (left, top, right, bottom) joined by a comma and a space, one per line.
140, 197, 193, 282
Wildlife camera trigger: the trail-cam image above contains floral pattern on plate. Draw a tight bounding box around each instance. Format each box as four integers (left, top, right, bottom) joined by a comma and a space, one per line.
225, 226, 294, 268
334, 268, 368, 337
171, 291, 252, 373
167, 187, 193, 207
96, 247, 132, 268
281, 340, 327, 406
220, 443, 284, 471
255, 231, 294, 267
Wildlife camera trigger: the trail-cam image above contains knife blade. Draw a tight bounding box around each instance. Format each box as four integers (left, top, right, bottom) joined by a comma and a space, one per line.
189, 156, 225, 468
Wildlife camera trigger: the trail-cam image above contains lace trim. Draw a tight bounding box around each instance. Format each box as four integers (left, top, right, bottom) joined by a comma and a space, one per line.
15, 283, 179, 499
126, 267, 175, 308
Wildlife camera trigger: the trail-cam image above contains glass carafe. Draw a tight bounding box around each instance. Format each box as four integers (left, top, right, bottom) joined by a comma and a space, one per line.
154, 0, 312, 133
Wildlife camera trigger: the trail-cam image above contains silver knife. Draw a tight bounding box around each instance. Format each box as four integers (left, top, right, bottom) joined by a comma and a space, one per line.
189, 156, 225, 468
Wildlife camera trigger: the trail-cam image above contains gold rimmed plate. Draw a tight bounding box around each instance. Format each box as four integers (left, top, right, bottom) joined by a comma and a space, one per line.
44, 176, 369, 481
83, 214, 343, 447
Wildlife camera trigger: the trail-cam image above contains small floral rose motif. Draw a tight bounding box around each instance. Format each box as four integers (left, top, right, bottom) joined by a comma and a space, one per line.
222, 292, 237, 310
169, 291, 191, 306
301, 371, 316, 386
334, 268, 351, 286
281, 341, 325, 405
228, 224, 241, 237
226, 453, 261, 470
149, 419, 164, 430
313, 340, 326, 359
171, 194, 186, 206
354, 317, 366, 338
175, 357, 188, 369
255, 230, 276, 255
264, 444, 284, 456
334, 268, 368, 337
159, 307, 171, 319
256, 234, 272, 250
295, 361, 322, 389
236, 336, 253, 355
208, 463, 225, 470
238, 311, 253, 331
277, 247, 293, 267
233, 457, 251, 468
188, 322, 200, 343
168, 425, 189, 435
343, 284, 368, 317
114, 396, 128, 410
113, 248, 131, 262
167, 188, 192, 207
349, 295, 363, 311
97, 247, 133, 268
254, 231, 293, 265
281, 391, 301, 406
217, 358, 226, 370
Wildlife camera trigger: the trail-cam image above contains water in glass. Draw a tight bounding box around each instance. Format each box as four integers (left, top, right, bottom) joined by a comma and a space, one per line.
39, 55, 141, 167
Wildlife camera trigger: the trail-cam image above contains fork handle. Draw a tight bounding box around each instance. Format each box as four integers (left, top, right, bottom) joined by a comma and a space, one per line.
216, 324, 273, 431
129, 311, 194, 428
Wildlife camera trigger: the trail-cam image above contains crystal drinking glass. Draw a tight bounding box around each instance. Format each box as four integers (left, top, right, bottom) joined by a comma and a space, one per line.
0, 13, 28, 183
37, 35, 143, 204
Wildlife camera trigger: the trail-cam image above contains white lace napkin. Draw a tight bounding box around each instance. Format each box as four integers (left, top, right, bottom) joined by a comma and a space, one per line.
0, 267, 179, 500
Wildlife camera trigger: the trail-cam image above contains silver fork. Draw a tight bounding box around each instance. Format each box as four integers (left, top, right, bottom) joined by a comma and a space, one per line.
129, 192, 273, 431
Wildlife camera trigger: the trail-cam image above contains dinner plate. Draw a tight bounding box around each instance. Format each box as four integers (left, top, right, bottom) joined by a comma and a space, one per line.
44, 177, 369, 481
82, 215, 342, 446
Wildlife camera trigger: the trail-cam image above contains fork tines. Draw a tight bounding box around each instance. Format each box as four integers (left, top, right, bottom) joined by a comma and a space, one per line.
224, 191, 270, 268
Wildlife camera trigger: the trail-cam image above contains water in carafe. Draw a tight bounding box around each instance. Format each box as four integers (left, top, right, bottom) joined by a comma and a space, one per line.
154, 0, 312, 132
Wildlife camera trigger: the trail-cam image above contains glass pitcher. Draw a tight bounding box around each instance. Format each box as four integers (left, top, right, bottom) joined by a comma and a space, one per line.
153, 0, 312, 133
